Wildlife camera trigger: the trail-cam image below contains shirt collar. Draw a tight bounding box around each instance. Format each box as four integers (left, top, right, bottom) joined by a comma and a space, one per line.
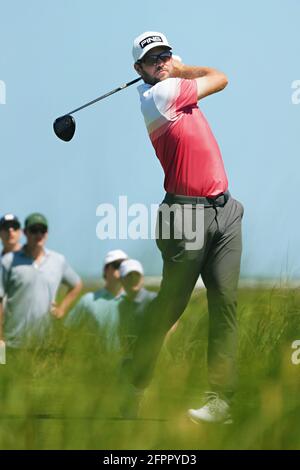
20, 245, 49, 263
125, 287, 148, 304
102, 287, 125, 300
137, 83, 152, 95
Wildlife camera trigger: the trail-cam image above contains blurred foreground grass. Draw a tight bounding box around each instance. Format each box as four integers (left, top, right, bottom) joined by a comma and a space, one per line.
1, 286, 300, 450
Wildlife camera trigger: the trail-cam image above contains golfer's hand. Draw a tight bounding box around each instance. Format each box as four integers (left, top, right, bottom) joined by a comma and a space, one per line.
0, 339, 5, 347
50, 302, 65, 319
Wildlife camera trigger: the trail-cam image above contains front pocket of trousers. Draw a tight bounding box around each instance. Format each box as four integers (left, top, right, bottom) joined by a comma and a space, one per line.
156, 236, 186, 261
155, 205, 186, 261
156, 204, 204, 261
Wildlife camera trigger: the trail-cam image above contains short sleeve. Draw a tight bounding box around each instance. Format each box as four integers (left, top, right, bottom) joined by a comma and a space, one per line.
61, 258, 81, 288
0, 255, 11, 298
152, 78, 198, 120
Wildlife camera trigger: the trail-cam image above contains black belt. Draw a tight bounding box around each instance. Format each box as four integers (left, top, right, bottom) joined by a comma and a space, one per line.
163, 191, 230, 207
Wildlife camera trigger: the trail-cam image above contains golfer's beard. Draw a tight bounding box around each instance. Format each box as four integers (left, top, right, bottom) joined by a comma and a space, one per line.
142, 72, 159, 85
142, 69, 166, 86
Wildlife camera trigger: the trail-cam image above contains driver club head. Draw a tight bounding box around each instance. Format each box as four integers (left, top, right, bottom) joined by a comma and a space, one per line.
53, 115, 76, 142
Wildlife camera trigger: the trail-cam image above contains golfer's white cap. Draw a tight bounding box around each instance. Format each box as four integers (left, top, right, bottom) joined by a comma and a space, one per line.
119, 259, 144, 278
132, 31, 172, 63
103, 249, 128, 267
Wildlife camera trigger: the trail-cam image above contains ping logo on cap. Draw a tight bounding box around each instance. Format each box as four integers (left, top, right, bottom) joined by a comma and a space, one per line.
140, 35, 163, 49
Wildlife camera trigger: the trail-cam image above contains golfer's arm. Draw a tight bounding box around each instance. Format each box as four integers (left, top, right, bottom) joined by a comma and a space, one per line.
172, 64, 228, 100
58, 281, 83, 318
0, 300, 4, 341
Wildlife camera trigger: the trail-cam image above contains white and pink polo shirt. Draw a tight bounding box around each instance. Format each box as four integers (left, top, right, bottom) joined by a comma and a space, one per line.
137, 78, 228, 197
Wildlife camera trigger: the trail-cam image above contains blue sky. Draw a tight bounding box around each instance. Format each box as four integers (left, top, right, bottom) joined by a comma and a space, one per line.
0, 0, 300, 278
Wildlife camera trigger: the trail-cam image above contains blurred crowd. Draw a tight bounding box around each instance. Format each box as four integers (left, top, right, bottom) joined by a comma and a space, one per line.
0, 212, 166, 359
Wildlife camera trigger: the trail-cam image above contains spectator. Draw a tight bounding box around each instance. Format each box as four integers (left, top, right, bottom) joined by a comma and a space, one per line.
0, 214, 22, 256
118, 259, 156, 357
0, 213, 82, 350
65, 249, 128, 347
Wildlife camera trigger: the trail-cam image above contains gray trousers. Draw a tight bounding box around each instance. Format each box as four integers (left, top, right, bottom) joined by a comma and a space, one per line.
130, 193, 243, 399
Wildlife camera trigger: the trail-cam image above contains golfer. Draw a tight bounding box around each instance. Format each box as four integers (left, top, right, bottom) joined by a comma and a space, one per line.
124, 31, 244, 423
0, 213, 82, 350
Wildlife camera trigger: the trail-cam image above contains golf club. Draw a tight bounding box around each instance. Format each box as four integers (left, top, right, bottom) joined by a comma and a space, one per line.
53, 77, 142, 142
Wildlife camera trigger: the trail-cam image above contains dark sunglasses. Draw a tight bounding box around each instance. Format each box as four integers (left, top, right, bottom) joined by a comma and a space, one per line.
140, 50, 172, 67
28, 225, 48, 235
0, 222, 20, 231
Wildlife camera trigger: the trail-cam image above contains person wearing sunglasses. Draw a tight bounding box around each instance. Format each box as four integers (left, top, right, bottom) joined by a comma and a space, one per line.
99, 250, 129, 300
0, 214, 22, 256
0, 212, 82, 350
121, 31, 244, 424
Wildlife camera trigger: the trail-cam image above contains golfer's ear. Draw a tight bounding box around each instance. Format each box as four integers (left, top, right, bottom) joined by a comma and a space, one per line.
134, 63, 142, 76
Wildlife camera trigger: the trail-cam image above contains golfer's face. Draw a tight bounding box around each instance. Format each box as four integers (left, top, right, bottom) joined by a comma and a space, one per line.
135, 46, 173, 84
25, 225, 48, 248
0, 225, 21, 248
121, 272, 143, 296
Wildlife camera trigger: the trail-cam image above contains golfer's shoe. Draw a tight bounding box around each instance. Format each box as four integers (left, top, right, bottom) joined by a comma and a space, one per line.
187, 392, 232, 424
120, 385, 145, 419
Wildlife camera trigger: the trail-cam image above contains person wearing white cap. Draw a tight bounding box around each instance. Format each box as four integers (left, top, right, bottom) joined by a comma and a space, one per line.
0, 214, 22, 256
117, 259, 156, 396
99, 249, 129, 300
119, 259, 146, 300
124, 31, 244, 423
65, 250, 128, 340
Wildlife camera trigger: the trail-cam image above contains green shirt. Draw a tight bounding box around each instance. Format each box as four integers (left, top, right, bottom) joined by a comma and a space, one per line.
118, 288, 157, 355
66, 288, 156, 353
65, 289, 122, 350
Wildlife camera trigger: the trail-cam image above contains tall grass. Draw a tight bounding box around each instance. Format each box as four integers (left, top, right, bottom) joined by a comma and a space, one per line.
0, 286, 300, 449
